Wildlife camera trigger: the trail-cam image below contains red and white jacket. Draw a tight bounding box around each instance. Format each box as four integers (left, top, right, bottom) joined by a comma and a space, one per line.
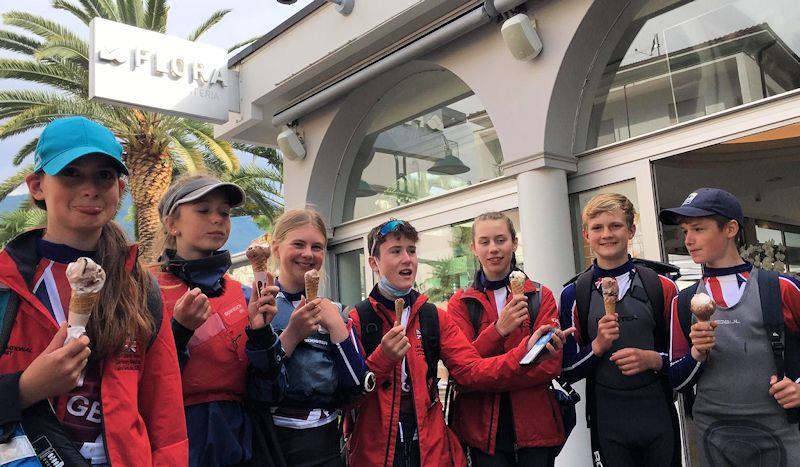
345, 290, 554, 467
0, 229, 188, 466
447, 276, 564, 454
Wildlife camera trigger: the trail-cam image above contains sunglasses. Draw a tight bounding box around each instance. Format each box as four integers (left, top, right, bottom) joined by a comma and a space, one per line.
370, 219, 406, 256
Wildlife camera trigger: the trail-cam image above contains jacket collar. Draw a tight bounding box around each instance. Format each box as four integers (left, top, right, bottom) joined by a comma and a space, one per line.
466, 268, 538, 297
367, 284, 427, 326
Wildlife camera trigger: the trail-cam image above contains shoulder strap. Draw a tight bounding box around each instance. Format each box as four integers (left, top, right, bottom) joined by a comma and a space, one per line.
355, 299, 382, 358
0, 285, 19, 356
575, 270, 594, 347
635, 267, 667, 352
758, 269, 784, 378
418, 302, 441, 404
525, 282, 542, 333
465, 297, 483, 338
677, 282, 700, 345
146, 276, 163, 350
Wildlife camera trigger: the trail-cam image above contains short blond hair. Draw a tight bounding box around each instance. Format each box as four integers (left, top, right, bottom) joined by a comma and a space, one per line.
582, 193, 636, 229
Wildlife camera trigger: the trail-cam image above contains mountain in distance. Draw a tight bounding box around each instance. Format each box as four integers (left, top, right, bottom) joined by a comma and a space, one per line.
0, 193, 263, 254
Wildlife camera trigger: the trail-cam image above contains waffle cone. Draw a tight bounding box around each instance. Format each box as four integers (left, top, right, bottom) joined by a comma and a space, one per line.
510, 280, 525, 296
603, 299, 616, 317
305, 276, 319, 301
395, 299, 404, 324
69, 292, 98, 326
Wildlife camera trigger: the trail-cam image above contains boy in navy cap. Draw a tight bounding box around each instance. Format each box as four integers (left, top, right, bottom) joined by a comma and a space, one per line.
661, 188, 800, 466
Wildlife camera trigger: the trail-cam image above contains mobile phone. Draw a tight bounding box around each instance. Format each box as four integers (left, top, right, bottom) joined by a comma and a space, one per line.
520, 330, 555, 365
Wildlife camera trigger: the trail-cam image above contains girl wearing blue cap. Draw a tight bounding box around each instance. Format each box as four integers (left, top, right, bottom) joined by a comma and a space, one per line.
154, 175, 285, 467
0, 116, 188, 466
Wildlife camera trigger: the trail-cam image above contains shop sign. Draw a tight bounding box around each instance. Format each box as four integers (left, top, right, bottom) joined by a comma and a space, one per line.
89, 18, 231, 123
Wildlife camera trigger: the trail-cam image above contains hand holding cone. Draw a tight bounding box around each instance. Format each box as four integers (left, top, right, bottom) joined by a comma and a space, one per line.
65, 257, 105, 387
601, 277, 618, 316
304, 269, 320, 301
691, 293, 716, 322
246, 242, 271, 299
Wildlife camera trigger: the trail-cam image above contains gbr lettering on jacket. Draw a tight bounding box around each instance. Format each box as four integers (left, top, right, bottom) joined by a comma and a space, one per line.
67, 395, 102, 424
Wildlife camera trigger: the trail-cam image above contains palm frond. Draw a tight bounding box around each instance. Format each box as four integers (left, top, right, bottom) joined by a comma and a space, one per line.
92, 0, 121, 21
187, 9, 231, 42
0, 59, 87, 95
0, 30, 44, 56
0, 165, 34, 203
227, 36, 259, 53
168, 135, 204, 174
0, 98, 112, 140
232, 142, 282, 170
0, 89, 66, 119
186, 124, 237, 172
143, 0, 168, 32
2, 12, 77, 40
35, 34, 89, 65
0, 207, 47, 248
116, 0, 141, 27
52, 0, 93, 25
12, 137, 38, 166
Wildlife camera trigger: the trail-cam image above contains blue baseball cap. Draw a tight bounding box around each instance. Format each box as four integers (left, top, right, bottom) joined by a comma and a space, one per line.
34, 117, 127, 176
659, 188, 744, 226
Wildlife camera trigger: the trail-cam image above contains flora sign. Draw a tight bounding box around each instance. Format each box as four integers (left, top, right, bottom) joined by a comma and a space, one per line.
89, 18, 231, 123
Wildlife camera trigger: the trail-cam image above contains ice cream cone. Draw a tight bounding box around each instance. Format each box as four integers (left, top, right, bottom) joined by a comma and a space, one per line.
691, 293, 716, 322
395, 298, 404, 325
246, 242, 271, 298
65, 257, 105, 387
68, 292, 99, 328
509, 271, 526, 296
601, 277, 618, 316
305, 270, 320, 301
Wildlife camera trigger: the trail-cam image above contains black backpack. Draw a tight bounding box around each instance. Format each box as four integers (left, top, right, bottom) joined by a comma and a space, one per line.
354, 299, 441, 405
676, 268, 800, 423
0, 276, 163, 467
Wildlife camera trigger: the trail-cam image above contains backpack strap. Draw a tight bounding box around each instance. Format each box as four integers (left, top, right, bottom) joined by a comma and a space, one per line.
418, 302, 441, 404
526, 282, 542, 333
575, 270, 594, 347
465, 297, 483, 339
355, 299, 383, 358
634, 266, 667, 352
758, 269, 784, 379
0, 285, 19, 356
677, 282, 700, 348
146, 275, 163, 350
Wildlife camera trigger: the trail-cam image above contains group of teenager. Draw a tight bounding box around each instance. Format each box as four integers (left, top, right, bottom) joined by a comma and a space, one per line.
0, 117, 799, 467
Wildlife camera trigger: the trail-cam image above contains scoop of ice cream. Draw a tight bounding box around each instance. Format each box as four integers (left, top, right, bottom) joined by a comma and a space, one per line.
66, 257, 106, 295
509, 271, 526, 284
305, 269, 320, 283
691, 293, 716, 321
601, 277, 618, 301
246, 242, 271, 270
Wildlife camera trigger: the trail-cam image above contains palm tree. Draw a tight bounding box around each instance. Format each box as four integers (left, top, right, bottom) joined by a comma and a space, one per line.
0, 0, 278, 259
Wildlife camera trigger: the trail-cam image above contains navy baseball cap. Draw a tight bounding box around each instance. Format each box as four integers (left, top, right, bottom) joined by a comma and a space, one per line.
659, 188, 744, 226
34, 117, 127, 176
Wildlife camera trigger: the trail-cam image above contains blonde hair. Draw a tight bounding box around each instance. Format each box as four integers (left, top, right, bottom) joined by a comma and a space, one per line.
582, 193, 636, 229
270, 208, 329, 272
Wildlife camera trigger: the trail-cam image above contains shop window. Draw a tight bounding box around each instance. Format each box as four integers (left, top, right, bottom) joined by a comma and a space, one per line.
342, 70, 504, 221
337, 249, 366, 306
569, 180, 644, 273
580, 0, 800, 152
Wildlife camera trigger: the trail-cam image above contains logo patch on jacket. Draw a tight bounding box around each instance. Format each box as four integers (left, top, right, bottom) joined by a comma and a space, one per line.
115, 337, 143, 371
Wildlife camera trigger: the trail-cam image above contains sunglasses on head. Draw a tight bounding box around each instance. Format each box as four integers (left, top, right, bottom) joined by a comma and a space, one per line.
370, 218, 406, 256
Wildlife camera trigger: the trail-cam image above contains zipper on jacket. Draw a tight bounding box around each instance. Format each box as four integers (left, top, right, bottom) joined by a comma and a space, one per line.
485, 393, 496, 453
383, 369, 398, 467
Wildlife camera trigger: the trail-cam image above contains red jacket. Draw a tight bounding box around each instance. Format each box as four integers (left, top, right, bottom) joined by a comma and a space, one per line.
346, 291, 555, 467
155, 271, 249, 406
0, 229, 188, 466
447, 277, 564, 454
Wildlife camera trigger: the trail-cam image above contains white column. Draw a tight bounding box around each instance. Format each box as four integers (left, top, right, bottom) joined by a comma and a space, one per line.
516, 167, 591, 467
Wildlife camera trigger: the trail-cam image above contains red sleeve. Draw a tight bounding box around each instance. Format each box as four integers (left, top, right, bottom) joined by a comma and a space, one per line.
447, 291, 506, 357
779, 276, 800, 334
441, 301, 560, 392
669, 294, 689, 362
138, 302, 189, 466
660, 275, 679, 339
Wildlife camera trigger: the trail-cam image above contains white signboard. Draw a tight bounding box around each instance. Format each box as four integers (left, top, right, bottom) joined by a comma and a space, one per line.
89, 18, 230, 123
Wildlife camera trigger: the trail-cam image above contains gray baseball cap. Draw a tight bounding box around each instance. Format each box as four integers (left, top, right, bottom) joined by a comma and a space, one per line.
159, 176, 245, 218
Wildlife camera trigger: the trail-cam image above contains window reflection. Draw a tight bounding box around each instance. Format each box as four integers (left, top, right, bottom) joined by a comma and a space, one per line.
583, 0, 800, 151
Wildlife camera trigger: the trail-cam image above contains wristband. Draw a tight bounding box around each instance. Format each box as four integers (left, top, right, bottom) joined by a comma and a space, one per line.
364, 371, 376, 393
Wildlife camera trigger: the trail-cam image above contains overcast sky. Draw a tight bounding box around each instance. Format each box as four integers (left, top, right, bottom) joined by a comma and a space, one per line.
0, 0, 313, 193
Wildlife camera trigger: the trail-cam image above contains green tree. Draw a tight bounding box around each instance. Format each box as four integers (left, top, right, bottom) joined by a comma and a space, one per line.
0, 0, 280, 257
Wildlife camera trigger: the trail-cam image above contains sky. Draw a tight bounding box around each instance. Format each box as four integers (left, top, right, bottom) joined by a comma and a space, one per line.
0, 0, 313, 193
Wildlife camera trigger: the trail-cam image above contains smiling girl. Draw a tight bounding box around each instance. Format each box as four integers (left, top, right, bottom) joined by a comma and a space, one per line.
247, 208, 371, 467
154, 175, 283, 466
0, 117, 186, 466
448, 212, 565, 467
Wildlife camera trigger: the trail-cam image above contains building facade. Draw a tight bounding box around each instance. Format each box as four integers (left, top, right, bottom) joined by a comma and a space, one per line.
218, 1, 800, 465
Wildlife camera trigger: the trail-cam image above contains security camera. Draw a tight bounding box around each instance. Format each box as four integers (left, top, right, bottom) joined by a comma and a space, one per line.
501, 13, 543, 61
277, 126, 306, 161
